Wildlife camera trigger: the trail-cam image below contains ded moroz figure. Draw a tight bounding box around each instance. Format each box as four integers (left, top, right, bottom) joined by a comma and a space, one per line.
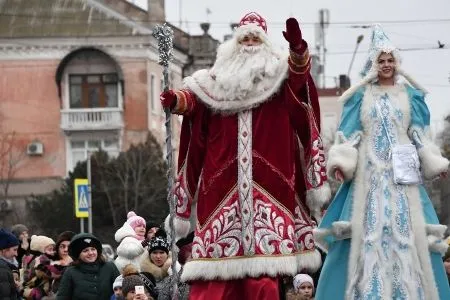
160, 12, 331, 300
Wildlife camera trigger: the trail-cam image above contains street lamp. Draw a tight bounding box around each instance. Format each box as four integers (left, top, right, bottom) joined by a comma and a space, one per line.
347, 34, 364, 77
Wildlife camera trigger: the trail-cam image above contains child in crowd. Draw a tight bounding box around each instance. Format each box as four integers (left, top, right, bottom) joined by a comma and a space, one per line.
115, 211, 147, 273
293, 274, 314, 300
111, 274, 124, 300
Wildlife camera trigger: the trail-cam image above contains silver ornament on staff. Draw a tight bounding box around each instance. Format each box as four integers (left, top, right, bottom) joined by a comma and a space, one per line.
153, 23, 179, 299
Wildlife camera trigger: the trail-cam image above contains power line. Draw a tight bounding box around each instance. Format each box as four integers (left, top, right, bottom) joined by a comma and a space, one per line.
1, 12, 450, 27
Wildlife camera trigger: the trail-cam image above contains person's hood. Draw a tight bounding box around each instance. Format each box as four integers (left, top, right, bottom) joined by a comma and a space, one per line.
115, 222, 137, 242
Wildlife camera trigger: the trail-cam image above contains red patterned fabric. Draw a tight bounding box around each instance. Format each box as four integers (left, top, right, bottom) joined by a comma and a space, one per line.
189, 277, 280, 300
239, 12, 268, 33
171, 47, 326, 281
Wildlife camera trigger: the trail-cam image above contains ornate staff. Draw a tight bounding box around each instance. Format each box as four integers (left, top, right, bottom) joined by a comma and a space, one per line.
153, 24, 179, 299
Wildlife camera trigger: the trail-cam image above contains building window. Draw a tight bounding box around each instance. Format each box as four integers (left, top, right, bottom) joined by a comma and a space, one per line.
69, 138, 119, 170
69, 74, 118, 108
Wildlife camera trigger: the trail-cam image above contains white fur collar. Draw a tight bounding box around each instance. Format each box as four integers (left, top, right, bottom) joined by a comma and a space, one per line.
183, 54, 289, 114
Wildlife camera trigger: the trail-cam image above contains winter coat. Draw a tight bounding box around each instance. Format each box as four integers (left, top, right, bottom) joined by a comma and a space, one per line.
139, 251, 172, 282
114, 222, 145, 273
157, 269, 190, 300
56, 261, 120, 300
0, 257, 18, 300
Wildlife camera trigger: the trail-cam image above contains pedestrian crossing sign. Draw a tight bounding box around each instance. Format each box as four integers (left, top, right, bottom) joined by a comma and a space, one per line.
74, 179, 89, 218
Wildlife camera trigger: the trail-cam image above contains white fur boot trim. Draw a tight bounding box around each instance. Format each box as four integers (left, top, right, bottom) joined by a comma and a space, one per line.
418, 145, 449, 179
331, 221, 352, 240
327, 143, 358, 180
427, 235, 449, 256
306, 182, 331, 221
181, 250, 322, 281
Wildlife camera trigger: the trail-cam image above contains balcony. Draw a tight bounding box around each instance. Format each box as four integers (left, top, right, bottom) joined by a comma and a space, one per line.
60, 108, 123, 131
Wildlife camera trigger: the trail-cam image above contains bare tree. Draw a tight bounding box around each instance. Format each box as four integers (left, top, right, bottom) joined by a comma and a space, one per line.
0, 131, 27, 225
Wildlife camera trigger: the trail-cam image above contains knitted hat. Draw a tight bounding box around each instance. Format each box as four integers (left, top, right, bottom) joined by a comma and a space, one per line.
122, 264, 144, 296
68, 233, 102, 259
126, 211, 146, 231
293, 273, 314, 291
30, 235, 55, 254
139, 272, 157, 299
113, 275, 123, 290
0, 228, 20, 250
148, 236, 170, 254
10, 224, 28, 238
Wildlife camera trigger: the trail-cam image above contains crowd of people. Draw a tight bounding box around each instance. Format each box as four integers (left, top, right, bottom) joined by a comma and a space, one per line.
0, 212, 322, 300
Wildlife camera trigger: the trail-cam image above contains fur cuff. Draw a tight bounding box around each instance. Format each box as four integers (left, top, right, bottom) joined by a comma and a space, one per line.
427, 235, 449, 256
426, 224, 447, 238
306, 182, 331, 221
418, 145, 449, 179
165, 215, 191, 241
313, 228, 331, 252
331, 221, 352, 240
327, 143, 358, 180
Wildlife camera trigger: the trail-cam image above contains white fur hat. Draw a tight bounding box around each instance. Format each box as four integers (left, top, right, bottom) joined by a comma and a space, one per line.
30, 235, 55, 253
234, 12, 269, 44
293, 273, 314, 291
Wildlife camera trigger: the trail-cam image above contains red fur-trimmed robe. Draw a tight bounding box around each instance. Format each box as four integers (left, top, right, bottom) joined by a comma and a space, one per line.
170, 46, 330, 282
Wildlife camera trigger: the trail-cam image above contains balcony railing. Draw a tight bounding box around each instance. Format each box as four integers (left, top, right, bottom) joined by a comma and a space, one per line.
60, 108, 123, 131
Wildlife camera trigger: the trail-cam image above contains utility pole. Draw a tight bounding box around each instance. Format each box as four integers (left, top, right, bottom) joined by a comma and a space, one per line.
315, 9, 329, 88
87, 154, 93, 234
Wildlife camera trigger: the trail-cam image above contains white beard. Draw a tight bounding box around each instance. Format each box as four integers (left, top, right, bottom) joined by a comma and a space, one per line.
209, 43, 284, 101
183, 38, 289, 113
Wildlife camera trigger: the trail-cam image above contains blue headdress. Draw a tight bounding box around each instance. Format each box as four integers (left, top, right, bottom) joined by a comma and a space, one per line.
339, 24, 427, 102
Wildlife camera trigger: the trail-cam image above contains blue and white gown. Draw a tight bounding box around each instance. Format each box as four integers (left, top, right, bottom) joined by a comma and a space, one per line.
315, 83, 450, 300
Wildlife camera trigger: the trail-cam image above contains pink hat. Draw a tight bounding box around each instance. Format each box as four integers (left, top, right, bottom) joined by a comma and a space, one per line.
126, 211, 145, 230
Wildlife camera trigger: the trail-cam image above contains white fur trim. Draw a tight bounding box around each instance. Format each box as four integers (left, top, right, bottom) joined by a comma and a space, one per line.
183, 55, 289, 114
140, 251, 172, 281
180, 249, 321, 281
313, 228, 331, 252
115, 236, 145, 273
172, 216, 191, 241
426, 224, 447, 238
115, 222, 137, 243
339, 71, 377, 103
306, 182, 331, 221
331, 221, 352, 240
327, 143, 358, 180
397, 67, 428, 94
418, 145, 449, 179
234, 24, 269, 44
427, 235, 449, 256
116, 236, 145, 260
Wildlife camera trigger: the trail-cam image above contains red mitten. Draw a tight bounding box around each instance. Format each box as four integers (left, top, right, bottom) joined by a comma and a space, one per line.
160, 90, 177, 110
282, 18, 304, 50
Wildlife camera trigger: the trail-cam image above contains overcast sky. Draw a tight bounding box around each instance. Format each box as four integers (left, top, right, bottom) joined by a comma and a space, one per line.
132, 0, 450, 131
